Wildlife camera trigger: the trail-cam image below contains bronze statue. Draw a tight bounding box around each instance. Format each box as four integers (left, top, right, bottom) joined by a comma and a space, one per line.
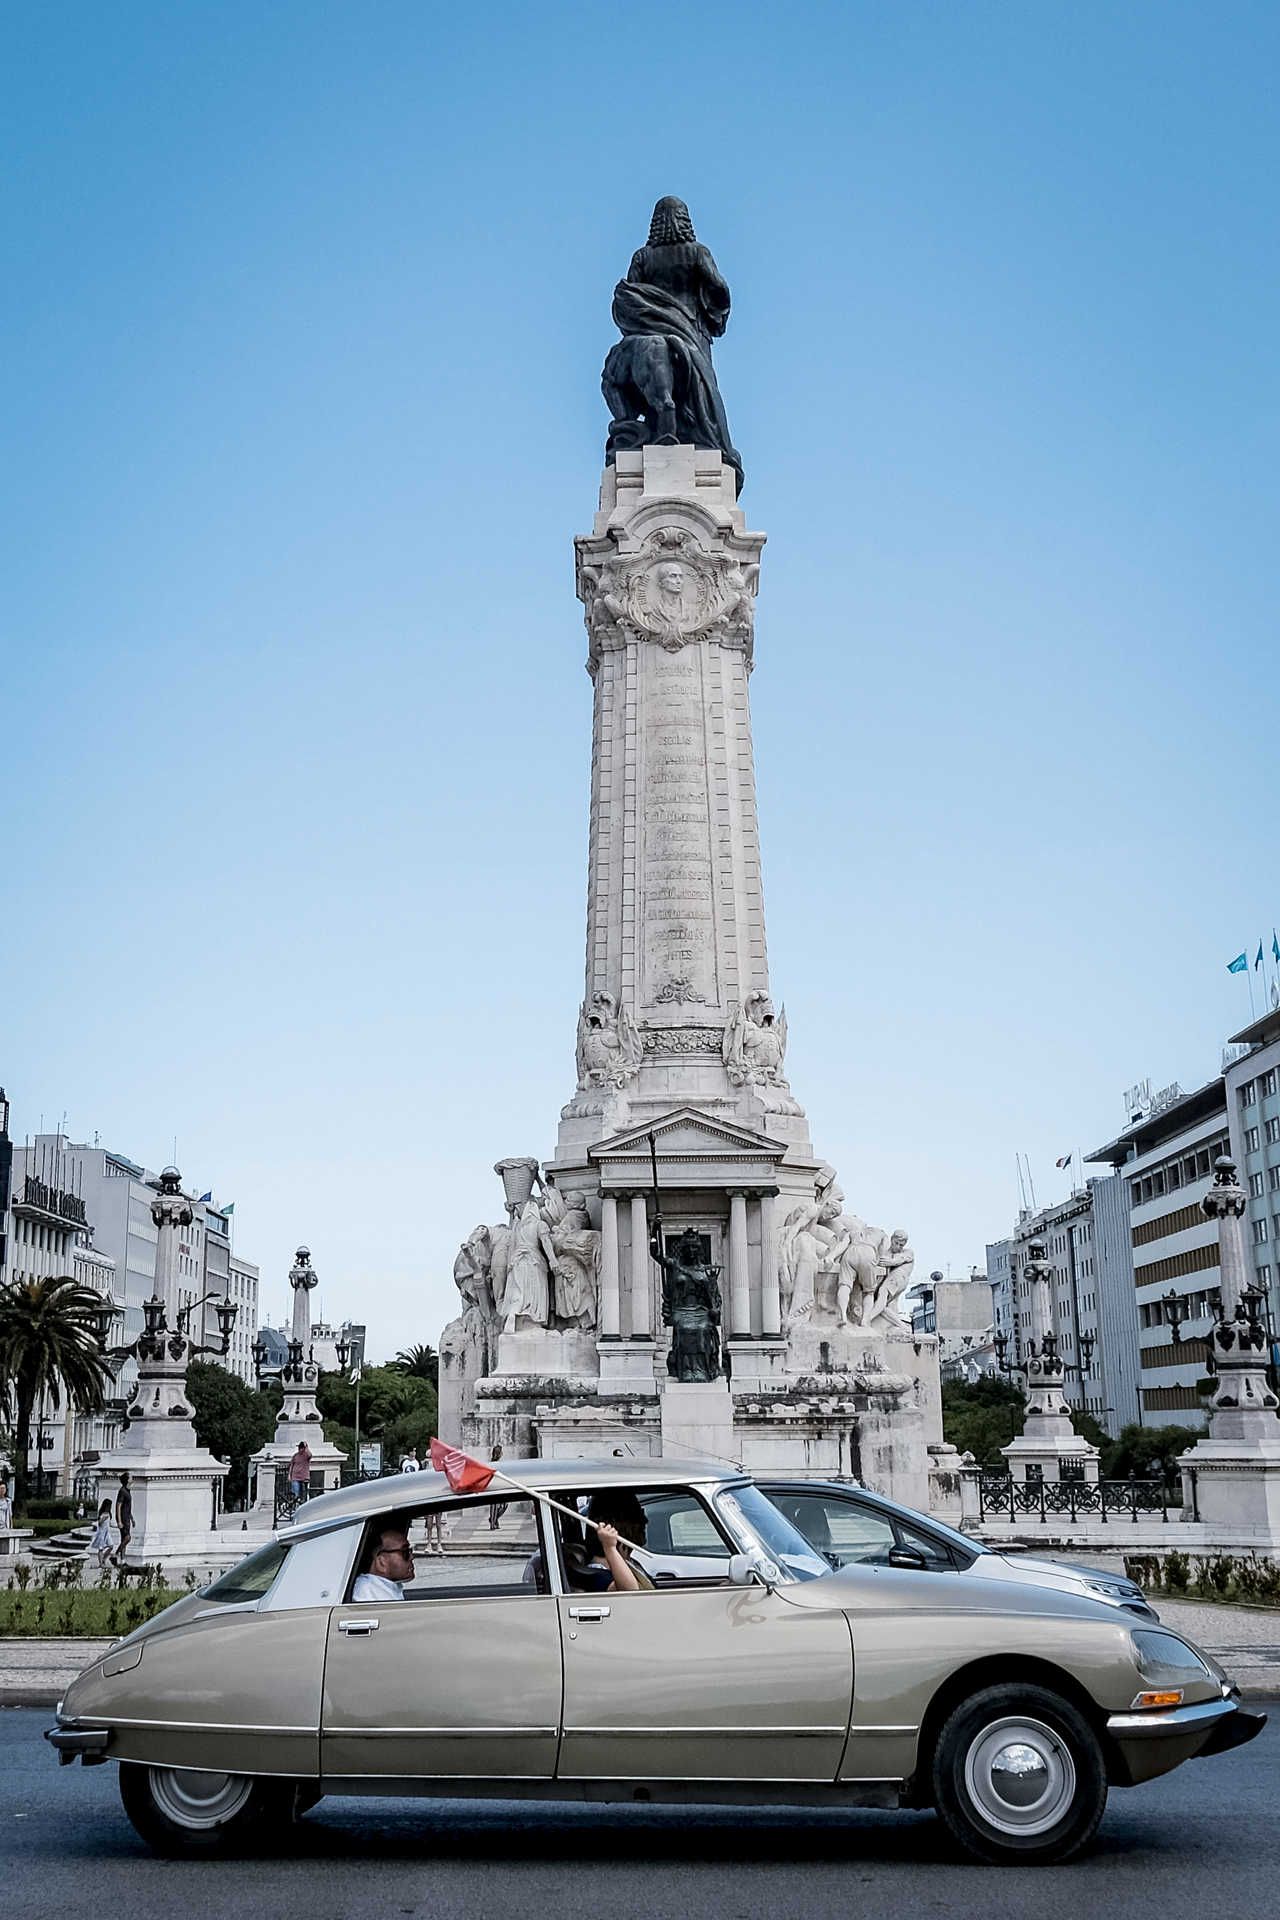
650, 1223, 723, 1383
603, 196, 743, 493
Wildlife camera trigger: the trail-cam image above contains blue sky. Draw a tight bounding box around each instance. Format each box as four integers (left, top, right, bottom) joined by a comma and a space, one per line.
4, 3, 1277, 1353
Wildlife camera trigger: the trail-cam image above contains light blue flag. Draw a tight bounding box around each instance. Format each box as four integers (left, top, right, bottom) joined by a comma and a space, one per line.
1257, 942, 1266, 971
1228, 953, 1248, 974
1273, 930, 1279, 965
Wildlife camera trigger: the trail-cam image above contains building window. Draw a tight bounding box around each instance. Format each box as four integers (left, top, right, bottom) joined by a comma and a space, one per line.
1264, 1069, 1278, 1097
1252, 1218, 1269, 1245
1242, 1081, 1258, 1107
1246, 1127, 1261, 1153
1267, 1118, 1280, 1145
1258, 1264, 1274, 1287
1269, 1166, 1280, 1193
1251, 1172, 1266, 1198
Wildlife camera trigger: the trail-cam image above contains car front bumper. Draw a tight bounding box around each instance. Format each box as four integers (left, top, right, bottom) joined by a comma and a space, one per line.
1105, 1693, 1265, 1785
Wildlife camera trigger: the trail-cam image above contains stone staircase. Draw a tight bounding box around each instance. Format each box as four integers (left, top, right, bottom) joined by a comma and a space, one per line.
29, 1525, 94, 1563
417, 1503, 533, 1558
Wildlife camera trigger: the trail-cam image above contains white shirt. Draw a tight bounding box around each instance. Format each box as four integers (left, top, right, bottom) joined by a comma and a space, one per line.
350, 1573, 406, 1602
400, 1458, 419, 1472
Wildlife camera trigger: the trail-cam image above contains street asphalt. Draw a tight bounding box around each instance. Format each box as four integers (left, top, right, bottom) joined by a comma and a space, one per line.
3, 1705, 1277, 1919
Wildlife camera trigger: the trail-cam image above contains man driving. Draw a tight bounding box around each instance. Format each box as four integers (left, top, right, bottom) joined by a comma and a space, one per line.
351, 1522, 414, 1601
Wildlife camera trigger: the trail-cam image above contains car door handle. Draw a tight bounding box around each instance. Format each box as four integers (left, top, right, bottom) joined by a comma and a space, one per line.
567, 1605, 611, 1621
338, 1617, 379, 1634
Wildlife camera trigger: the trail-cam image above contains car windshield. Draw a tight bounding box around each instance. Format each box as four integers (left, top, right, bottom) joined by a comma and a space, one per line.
201, 1541, 289, 1606
714, 1484, 829, 1583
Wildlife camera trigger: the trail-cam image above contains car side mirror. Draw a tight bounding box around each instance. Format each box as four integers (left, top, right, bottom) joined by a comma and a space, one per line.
887, 1546, 927, 1571
728, 1551, 776, 1590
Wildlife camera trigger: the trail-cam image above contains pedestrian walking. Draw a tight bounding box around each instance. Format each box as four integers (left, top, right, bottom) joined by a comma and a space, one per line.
487, 1445, 509, 1530
0, 1476, 12, 1532
287, 1442, 313, 1498
90, 1499, 118, 1571
400, 1448, 420, 1473
113, 1471, 133, 1564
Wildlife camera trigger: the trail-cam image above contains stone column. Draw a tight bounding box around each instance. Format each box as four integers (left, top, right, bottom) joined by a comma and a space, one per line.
629, 1192, 652, 1338
599, 1194, 621, 1338
758, 1192, 781, 1337
728, 1191, 751, 1336
150, 1165, 192, 1321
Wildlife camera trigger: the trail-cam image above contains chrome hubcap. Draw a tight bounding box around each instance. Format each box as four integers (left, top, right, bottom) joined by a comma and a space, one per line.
963, 1716, 1076, 1836
149, 1767, 254, 1830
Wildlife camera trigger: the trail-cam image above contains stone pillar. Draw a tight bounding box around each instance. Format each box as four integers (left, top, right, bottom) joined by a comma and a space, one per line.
629, 1192, 652, 1337
758, 1192, 781, 1337
728, 1191, 751, 1336
1001, 1240, 1099, 1483
599, 1194, 621, 1338
150, 1164, 191, 1321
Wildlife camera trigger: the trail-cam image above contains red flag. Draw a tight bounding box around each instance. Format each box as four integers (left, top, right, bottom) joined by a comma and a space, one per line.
428, 1437, 495, 1493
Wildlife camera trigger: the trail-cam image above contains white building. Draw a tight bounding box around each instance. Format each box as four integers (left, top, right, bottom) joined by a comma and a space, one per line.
4, 1126, 260, 1492
1222, 1009, 1280, 1338
1087, 1077, 1232, 1427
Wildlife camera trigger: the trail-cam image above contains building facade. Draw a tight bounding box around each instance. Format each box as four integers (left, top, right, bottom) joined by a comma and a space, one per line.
1087, 1078, 1231, 1427
1222, 1009, 1280, 1344
986, 1187, 1115, 1432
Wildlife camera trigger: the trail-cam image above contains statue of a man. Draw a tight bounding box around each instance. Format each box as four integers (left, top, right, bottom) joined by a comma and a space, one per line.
602, 196, 743, 492
650, 1223, 722, 1383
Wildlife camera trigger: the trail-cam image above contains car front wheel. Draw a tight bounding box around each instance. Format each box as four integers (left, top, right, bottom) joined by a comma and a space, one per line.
931, 1683, 1107, 1865
119, 1761, 295, 1857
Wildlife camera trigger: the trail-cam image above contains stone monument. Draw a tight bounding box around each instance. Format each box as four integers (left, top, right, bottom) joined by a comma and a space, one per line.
1178, 1159, 1280, 1538
439, 198, 941, 1508
999, 1241, 1100, 1485
95, 1167, 234, 1562
250, 1246, 346, 1516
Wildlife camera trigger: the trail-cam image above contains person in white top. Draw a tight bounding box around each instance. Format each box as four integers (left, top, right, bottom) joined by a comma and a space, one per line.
399, 1450, 419, 1473
350, 1526, 414, 1602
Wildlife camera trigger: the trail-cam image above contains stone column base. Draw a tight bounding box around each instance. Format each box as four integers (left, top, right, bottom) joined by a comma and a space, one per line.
660, 1380, 736, 1467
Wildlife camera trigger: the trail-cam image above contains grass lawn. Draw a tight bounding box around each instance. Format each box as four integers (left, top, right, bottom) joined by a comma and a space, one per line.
0, 1587, 184, 1637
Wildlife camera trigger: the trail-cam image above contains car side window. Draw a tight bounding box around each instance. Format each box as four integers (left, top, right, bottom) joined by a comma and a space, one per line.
348, 1498, 548, 1603
778, 1494, 896, 1566
638, 1492, 732, 1559
893, 1518, 956, 1570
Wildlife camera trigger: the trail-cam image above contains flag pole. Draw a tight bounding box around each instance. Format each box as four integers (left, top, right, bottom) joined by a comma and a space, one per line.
428, 1448, 644, 1556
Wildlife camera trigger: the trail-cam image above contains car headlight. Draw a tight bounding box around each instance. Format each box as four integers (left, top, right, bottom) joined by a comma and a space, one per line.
1128, 1629, 1212, 1704
1083, 1579, 1127, 1602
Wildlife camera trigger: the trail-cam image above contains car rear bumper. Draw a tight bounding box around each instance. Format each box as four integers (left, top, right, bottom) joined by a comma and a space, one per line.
45, 1725, 111, 1766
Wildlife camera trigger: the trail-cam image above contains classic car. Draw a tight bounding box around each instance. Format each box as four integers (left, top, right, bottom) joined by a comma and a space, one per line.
46, 1459, 1262, 1865
640, 1475, 1158, 1620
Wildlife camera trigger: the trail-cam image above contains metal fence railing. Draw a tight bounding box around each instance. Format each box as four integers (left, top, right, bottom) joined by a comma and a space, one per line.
976, 1472, 1173, 1525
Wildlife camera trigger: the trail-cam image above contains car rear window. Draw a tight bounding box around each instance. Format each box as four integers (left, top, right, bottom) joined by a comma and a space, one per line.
202, 1541, 289, 1606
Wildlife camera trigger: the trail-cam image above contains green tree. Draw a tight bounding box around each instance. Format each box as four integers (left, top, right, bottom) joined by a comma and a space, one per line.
1100, 1422, 1202, 1484
941, 1375, 1026, 1468
389, 1344, 439, 1388
184, 1362, 279, 1506
316, 1363, 438, 1470
0, 1275, 116, 1513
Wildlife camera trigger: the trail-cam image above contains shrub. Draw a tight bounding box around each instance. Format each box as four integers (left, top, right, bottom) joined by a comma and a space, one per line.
1163, 1549, 1191, 1592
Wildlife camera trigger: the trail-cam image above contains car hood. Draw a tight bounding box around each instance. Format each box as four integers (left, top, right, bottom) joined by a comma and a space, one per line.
779, 1560, 1134, 1625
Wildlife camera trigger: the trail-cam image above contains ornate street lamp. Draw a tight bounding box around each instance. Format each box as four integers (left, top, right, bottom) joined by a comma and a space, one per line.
1163, 1288, 1187, 1345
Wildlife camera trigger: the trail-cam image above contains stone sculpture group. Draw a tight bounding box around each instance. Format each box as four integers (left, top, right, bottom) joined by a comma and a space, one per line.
455, 1161, 602, 1340
778, 1170, 914, 1331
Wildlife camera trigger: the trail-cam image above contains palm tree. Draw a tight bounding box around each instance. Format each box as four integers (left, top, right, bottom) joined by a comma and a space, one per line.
0, 1274, 116, 1513
390, 1343, 439, 1387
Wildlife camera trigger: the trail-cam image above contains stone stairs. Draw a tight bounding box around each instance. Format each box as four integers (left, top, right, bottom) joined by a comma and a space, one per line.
29, 1524, 94, 1562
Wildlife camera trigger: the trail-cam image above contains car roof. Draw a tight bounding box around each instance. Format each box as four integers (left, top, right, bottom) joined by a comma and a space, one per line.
284, 1457, 740, 1537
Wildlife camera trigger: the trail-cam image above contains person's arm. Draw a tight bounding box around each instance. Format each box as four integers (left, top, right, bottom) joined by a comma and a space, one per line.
595, 1523, 639, 1593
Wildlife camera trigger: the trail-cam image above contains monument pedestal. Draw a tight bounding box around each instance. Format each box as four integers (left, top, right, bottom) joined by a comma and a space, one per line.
661, 1380, 736, 1468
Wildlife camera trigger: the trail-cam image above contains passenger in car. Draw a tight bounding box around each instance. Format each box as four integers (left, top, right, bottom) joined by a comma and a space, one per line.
570, 1493, 654, 1593
351, 1523, 415, 1601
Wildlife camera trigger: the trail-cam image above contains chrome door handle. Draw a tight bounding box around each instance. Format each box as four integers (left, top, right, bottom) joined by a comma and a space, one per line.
338, 1617, 379, 1634
568, 1605, 611, 1621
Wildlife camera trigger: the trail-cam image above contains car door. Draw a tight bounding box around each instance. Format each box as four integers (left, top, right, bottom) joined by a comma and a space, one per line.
556, 1491, 852, 1782
321, 1496, 562, 1781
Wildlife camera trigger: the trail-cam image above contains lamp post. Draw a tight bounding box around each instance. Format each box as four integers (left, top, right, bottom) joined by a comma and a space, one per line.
335, 1334, 362, 1473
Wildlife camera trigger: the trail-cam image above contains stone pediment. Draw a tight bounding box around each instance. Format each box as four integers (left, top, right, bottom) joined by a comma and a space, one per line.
589, 1107, 787, 1192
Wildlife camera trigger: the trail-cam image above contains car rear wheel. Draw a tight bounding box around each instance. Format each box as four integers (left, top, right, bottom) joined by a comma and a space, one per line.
119, 1761, 295, 1857
931, 1683, 1107, 1865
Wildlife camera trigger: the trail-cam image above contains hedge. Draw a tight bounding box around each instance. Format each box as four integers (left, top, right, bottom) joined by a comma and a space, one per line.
0, 1588, 183, 1637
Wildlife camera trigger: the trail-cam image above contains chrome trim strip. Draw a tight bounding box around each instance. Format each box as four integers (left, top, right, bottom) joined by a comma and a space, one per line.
1106, 1697, 1235, 1737
91, 1715, 315, 1734
329, 1726, 557, 1738
562, 1725, 846, 1737
848, 1725, 917, 1736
